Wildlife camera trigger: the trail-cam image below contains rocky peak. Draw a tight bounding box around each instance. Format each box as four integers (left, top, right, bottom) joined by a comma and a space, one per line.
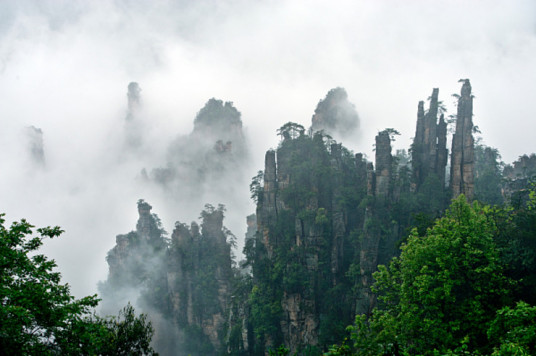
200, 205, 226, 245
193, 98, 243, 138
375, 130, 392, 197
135, 199, 162, 242
451, 79, 475, 200
412, 88, 448, 190
126, 82, 141, 121
25, 125, 45, 167
311, 87, 359, 139
124, 82, 143, 148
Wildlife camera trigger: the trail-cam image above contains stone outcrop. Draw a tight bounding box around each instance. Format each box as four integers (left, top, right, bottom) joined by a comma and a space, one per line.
100, 80, 489, 354
253, 131, 370, 353
104, 200, 166, 285
124, 82, 143, 147
25, 126, 45, 167
357, 130, 393, 316
148, 97, 249, 201
503, 154, 536, 180
412, 88, 448, 190
126, 82, 141, 122
501, 154, 536, 203
102, 201, 235, 356
374, 130, 392, 197
311, 87, 360, 139
167, 205, 233, 354
101, 200, 168, 319
450, 79, 475, 200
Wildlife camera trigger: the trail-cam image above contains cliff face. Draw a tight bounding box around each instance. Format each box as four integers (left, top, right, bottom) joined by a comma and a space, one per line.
100, 79, 490, 355
311, 87, 360, 139
412, 88, 448, 190
167, 204, 234, 355
101, 202, 236, 356
252, 131, 369, 352
357, 130, 394, 316
451, 79, 475, 200
149, 98, 249, 201
124, 82, 143, 148
374, 130, 392, 197
100, 200, 168, 321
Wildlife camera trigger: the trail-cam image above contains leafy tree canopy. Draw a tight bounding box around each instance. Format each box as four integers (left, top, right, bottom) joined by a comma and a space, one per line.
345, 196, 513, 355
193, 98, 242, 130
0, 214, 156, 355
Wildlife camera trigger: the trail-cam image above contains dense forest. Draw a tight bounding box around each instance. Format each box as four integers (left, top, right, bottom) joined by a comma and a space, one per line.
3, 79, 536, 356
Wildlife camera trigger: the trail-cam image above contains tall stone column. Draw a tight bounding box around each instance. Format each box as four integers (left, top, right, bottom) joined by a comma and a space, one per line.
450, 79, 475, 200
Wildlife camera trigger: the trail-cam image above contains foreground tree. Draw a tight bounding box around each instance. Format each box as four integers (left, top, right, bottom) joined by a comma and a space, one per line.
0, 214, 156, 355
349, 196, 513, 355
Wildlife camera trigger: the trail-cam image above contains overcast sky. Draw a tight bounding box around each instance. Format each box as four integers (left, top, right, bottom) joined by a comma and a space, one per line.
1, 0, 535, 298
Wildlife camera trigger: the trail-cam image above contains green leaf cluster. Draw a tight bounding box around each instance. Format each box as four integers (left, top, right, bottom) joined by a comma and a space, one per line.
0, 214, 156, 355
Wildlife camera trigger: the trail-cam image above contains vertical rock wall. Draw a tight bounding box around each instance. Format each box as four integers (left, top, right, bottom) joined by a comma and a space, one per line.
125, 82, 143, 147
358, 131, 393, 316
103, 202, 234, 356
451, 79, 475, 200
374, 131, 392, 197
166, 206, 233, 354
25, 126, 45, 167
412, 88, 448, 190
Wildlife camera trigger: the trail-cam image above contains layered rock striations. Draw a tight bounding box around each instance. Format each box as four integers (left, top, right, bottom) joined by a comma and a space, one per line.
374, 130, 392, 197
251, 130, 370, 353
167, 204, 234, 355
101, 201, 237, 356
412, 88, 448, 190
100, 79, 490, 354
100, 200, 169, 326
451, 79, 475, 200
357, 130, 394, 316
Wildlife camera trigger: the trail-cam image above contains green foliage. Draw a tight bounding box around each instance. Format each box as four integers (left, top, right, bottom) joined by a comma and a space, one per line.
194, 98, 242, 129
0, 214, 155, 355
379, 128, 400, 142
268, 344, 292, 356
278, 122, 305, 140
247, 130, 370, 353
60, 303, 156, 355
474, 144, 504, 205
354, 197, 512, 354
311, 87, 359, 135
493, 192, 536, 305
488, 301, 536, 355
250, 170, 264, 204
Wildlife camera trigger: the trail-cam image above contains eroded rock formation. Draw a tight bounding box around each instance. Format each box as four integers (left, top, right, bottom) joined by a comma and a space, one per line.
311, 87, 360, 139
149, 98, 249, 202
412, 88, 448, 190
25, 126, 45, 167
125, 82, 143, 147
374, 130, 392, 197
100, 200, 168, 319
167, 204, 234, 354
101, 201, 236, 356
357, 130, 394, 316
252, 131, 369, 353
451, 79, 475, 200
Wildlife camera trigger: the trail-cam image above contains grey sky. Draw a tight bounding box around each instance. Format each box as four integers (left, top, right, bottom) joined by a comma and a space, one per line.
1, 0, 535, 298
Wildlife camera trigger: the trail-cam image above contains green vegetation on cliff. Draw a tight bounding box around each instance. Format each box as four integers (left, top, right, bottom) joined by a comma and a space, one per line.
328, 194, 536, 355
